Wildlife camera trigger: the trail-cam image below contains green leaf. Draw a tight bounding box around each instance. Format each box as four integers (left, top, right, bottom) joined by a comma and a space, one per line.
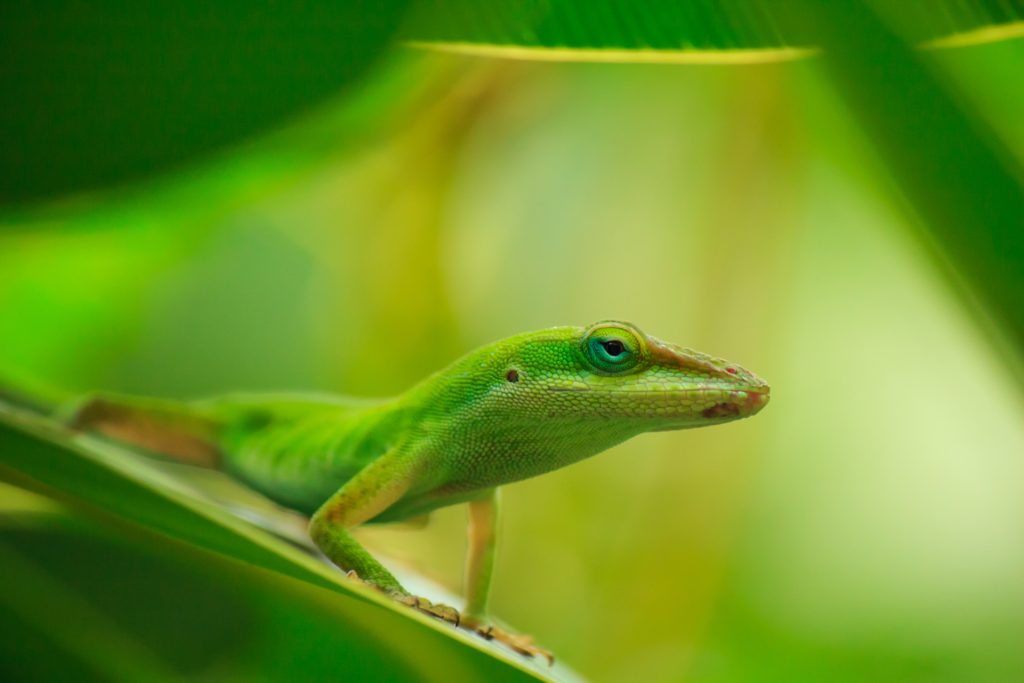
0, 404, 579, 682
402, 0, 1024, 62
0, 1, 412, 204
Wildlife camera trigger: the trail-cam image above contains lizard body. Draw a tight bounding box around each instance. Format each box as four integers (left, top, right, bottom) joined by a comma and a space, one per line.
68, 321, 769, 657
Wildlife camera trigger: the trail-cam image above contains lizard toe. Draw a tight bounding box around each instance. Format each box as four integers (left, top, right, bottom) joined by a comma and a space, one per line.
467, 622, 554, 665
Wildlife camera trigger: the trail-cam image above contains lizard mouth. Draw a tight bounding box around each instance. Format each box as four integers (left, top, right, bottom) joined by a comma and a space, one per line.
703, 388, 770, 419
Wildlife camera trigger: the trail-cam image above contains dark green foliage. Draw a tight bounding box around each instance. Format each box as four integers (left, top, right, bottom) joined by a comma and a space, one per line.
0, 1, 412, 203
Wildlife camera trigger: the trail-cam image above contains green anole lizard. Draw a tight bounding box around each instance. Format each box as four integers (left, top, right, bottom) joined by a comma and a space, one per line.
64, 321, 769, 661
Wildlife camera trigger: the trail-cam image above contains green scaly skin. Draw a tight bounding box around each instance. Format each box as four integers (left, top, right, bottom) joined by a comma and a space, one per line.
66, 321, 769, 659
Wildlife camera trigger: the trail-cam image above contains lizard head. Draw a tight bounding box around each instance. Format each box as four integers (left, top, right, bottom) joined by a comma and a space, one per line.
418, 321, 770, 485
496, 321, 770, 431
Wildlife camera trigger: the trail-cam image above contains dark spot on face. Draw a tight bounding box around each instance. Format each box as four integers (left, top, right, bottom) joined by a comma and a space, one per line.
726, 367, 738, 374
703, 402, 740, 418
506, 369, 520, 383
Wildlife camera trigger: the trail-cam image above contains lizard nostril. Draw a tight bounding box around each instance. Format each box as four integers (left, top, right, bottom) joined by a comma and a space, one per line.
726, 367, 738, 375
505, 369, 520, 383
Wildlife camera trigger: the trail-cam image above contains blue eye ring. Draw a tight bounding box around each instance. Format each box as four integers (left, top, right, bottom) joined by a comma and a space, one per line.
580, 324, 644, 374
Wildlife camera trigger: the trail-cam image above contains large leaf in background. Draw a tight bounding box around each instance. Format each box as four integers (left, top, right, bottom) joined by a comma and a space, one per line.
0, 405, 576, 683
0, 0, 412, 204
402, 0, 1024, 62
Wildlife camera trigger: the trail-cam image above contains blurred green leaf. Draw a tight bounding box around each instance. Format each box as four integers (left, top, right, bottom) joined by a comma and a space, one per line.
0, 404, 575, 682
0, 1, 412, 204
402, 0, 1024, 62
0, 515, 504, 683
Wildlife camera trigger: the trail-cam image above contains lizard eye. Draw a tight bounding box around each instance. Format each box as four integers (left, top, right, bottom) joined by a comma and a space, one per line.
581, 325, 642, 374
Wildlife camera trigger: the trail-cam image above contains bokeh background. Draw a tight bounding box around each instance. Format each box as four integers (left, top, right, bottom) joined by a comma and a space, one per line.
2, 4, 1024, 682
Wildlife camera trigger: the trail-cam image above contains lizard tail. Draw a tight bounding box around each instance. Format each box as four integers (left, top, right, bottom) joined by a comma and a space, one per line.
64, 393, 224, 469
0, 379, 224, 469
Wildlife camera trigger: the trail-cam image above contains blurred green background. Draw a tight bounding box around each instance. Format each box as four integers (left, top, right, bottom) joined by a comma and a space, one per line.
2, 3, 1024, 682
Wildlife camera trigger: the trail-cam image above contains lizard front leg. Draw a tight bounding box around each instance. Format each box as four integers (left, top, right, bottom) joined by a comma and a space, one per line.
462, 489, 553, 664
308, 451, 457, 624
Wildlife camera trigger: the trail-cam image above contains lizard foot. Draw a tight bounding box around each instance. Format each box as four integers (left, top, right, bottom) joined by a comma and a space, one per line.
342, 573, 550, 663
391, 593, 461, 626
467, 621, 554, 665
344, 571, 460, 625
